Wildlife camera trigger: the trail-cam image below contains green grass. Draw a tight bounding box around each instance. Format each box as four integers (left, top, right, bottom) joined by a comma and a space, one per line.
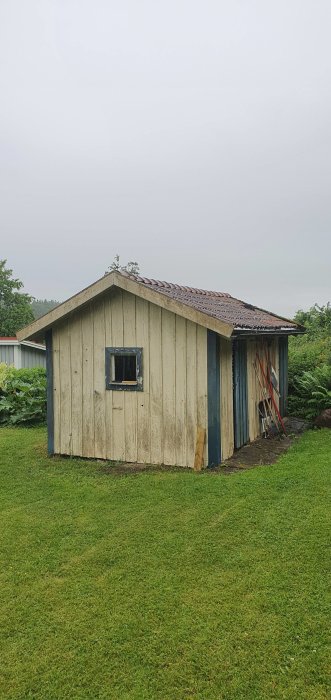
0, 429, 330, 700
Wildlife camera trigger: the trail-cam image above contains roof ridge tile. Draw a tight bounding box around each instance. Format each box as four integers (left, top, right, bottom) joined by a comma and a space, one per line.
129, 273, 232, 298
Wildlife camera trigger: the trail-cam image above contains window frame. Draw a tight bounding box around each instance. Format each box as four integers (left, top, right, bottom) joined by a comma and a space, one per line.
105, 347, 143, 391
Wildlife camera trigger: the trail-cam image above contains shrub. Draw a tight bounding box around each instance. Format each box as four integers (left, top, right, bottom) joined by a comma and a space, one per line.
288, 333, 331, 419
291, 365, 331, 420
0, 365, 47, 426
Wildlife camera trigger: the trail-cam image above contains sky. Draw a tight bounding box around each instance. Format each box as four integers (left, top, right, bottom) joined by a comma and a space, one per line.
0, 0, 330, 318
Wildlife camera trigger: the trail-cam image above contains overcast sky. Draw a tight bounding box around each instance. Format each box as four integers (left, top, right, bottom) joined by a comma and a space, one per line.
0, 1, 330, 317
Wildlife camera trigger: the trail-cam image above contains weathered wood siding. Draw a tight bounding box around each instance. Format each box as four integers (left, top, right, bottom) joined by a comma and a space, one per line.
53, 288, 208, 468
246, 337, 280, 442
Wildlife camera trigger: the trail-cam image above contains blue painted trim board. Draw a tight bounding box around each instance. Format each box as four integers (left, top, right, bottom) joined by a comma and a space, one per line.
207, 330, 221, 466
233, 340, 249, 449
45, 329, 54, 455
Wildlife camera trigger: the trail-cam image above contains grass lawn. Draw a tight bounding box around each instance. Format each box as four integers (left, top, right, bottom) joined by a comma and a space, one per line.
0, 428, 330, 700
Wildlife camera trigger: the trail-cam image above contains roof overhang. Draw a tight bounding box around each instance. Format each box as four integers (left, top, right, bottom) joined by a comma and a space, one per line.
233, 327, 305, 337
17, 272, 235, 342
0, 339, 46, 350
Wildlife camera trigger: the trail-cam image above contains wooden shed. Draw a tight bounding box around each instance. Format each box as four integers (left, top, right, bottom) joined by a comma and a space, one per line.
17, 272, 303, 468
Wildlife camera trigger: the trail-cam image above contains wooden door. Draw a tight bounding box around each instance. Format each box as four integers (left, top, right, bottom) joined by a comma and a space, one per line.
233, 340, 249, 449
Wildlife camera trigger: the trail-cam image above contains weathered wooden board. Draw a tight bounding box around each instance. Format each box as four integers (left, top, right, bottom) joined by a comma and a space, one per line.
59, 320, 72, 455
70, 313, 83, 456
162, 309, 176, 466
197, 326, 208, 466
93, 300, 106, 459
136, 297, 151, 463
123, 292, 137, 463
194, 426, 206, 471
149, 303, 163, 464
175, 315, 187, 467
52, 327, 61, 454
81, 305, 95, 458
110, 289, 125, 461
220, 338, 234, 460
186, 321, 197, 468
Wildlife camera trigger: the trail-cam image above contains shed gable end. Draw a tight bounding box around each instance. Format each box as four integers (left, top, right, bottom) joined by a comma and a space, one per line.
52, 287, 208, 468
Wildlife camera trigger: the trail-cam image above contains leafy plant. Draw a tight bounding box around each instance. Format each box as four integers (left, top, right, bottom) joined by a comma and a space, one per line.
0, 366, 46, 426
105, 254, 140, 276
288, 304, 331, 419
289, 365, 331, 420
0, 362, 9, 391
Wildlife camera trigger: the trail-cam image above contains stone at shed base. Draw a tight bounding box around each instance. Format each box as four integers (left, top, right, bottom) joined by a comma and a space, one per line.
314, 408, 331, 429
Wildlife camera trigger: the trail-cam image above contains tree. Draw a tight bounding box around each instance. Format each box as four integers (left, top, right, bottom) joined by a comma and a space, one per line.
0, 260, 34, 336
105, 254, 140, 276
294, 303, 331, 338
31, 299, 60, 320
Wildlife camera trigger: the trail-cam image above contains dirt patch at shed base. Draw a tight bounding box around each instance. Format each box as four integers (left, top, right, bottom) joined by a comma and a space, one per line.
98, 417, 310, 477
215, 417, 310, 475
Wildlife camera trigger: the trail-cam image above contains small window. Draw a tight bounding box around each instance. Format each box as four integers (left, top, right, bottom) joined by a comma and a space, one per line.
105, 347, 143, 391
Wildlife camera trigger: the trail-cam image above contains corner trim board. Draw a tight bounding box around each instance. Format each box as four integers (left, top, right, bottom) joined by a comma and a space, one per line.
207, 330, 221, 466
45, 329, 54, 455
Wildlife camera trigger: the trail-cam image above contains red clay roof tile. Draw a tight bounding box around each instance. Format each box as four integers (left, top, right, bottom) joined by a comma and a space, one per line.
128, 275, 301, 332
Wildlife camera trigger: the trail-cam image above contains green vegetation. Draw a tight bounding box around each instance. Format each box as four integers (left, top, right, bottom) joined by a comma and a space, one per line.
289, 303, 331, 419
0, 259, 34, 335
0, 427, 330, 700
0, 365, 46, 425
31, 298, 60, 319
105, 253, 140, 275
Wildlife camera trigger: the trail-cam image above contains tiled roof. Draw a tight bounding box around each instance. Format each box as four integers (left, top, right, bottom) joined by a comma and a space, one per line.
129, 275, 301, 332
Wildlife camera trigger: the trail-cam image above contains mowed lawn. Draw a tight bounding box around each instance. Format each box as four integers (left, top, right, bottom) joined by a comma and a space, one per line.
0, 429, 330, 700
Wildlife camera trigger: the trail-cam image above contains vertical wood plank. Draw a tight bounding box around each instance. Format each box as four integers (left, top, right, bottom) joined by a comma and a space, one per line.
207, 331, 221, 466
279, 336, 288, 417
81, 306, 95, 458
52, 328, 61, 454
123, 291, 138, 462
162, 309, 176, 466
93, 299, 106, 459
272, 337, 280, 410
247, 339, 256, 442
175, 315, 187, 467
59, 320, 72, 455
45, 330, 54, 455
186, 321, 197, 468
136, 297, 151, 463
104, 293, 113, 459
149, 303, 163, 464
111, 289, 125, 461
194, 427, 206, 471
196, 325, 208, 467
70, 313, 83, 456
220, 338, 234, 460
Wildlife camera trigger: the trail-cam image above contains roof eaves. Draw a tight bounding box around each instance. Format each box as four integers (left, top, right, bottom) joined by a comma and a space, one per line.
16, 271, 234, 341
233, 326, 305, 336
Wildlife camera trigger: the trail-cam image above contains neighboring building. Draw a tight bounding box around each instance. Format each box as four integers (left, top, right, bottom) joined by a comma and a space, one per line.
0, 337, 46, 369
17, 272, 304, 468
